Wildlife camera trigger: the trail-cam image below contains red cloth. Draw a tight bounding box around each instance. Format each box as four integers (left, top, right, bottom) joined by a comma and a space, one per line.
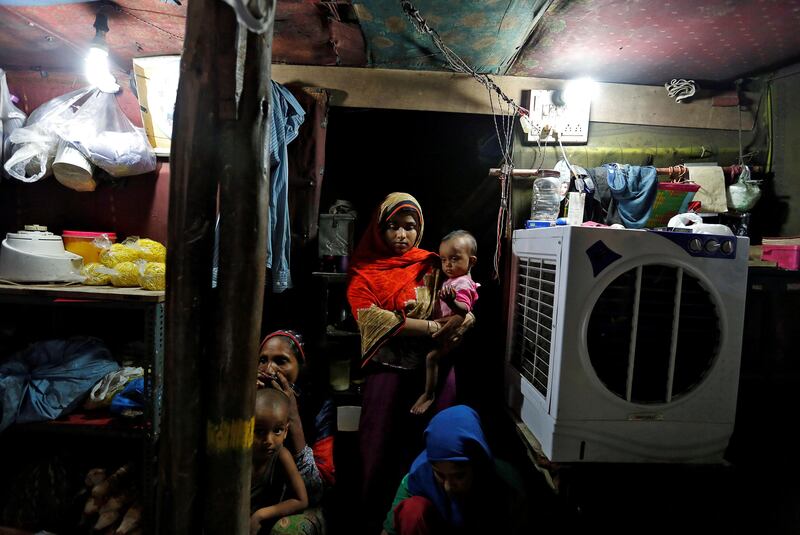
394, 496, 441, 535
312, 435, 335, 486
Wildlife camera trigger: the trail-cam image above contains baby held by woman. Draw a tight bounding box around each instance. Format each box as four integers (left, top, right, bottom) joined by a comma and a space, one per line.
411, 230, 479, 415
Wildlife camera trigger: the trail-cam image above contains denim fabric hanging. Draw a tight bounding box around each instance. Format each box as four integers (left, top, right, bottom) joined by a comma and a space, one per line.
604, 163, 658, 228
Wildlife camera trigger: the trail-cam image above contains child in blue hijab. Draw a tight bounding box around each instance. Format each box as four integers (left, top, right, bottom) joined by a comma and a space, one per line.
381, 405, 529, 535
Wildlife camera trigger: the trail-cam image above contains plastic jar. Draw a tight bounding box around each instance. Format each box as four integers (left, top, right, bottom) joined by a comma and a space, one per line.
62, 231, 117, 264
530, 176, 562, 222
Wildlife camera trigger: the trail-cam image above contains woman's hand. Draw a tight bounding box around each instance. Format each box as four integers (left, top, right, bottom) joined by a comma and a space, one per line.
432, 312, 475, 348
256, 369, 272, 389
267, 370, 306, 455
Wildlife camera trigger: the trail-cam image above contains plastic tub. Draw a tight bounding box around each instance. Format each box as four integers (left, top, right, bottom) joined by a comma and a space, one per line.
53, 140, 96, 192
62, 231, 117, 264
762, 245, 800, 271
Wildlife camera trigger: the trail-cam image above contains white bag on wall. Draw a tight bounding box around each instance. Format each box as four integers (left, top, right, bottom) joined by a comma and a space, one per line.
0, 69, 27, 176
56, 91, 156, 177
4, 87, 93, 182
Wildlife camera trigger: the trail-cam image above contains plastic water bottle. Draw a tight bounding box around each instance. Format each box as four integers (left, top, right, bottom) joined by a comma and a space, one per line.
530, 176, 562, 222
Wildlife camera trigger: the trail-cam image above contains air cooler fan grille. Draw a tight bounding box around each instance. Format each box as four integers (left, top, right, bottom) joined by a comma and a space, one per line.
587, 264, 720, 404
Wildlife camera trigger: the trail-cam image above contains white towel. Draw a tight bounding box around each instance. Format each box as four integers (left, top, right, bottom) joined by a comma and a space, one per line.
688, 166, 728, 213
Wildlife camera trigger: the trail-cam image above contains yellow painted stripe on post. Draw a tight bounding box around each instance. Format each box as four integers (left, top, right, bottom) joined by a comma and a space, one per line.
207, 418, 255, 453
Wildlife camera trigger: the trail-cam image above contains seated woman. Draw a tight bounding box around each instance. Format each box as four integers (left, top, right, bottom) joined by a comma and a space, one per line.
381, 405, 529, 535
346, 192, 475, 532
256, 330, 334, 534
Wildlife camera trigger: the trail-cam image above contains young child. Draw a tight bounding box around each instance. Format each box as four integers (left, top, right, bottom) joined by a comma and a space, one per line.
411, 230, 479, 415
250, 388, 309, 535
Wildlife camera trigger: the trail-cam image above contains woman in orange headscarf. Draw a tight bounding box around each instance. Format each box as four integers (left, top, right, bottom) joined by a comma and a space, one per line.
347, 192, 474, 533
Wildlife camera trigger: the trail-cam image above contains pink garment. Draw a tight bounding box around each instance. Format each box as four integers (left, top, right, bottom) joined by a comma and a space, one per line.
437, 274, 479, 317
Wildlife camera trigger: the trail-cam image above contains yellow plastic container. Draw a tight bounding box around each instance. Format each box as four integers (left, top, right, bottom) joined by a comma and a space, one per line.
62, 231, 117, 264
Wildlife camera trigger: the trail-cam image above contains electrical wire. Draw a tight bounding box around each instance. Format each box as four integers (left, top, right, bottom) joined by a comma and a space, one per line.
400, 0, 528, 120
766, 82, 773, 173
115, 5, 184, 40
399, 0, 524, 279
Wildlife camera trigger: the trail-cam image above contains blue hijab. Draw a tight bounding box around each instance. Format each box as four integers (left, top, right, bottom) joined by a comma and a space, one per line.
407, 405, 492, 528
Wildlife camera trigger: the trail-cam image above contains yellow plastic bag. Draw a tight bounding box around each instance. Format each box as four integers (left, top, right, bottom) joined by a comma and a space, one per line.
100, 243, 138, 268
138, 261, 166, 291
110, 261, 140, 287
81, 262, 112, 286
134, 238, 166, 263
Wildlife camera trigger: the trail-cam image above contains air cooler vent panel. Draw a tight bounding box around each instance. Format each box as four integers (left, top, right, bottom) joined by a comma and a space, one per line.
587, 264, 720, 404
512, 257, 557, 397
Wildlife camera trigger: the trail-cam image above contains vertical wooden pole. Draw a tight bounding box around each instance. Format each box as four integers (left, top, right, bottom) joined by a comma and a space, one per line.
205, 3, 275, 534
161, 0, 275, 533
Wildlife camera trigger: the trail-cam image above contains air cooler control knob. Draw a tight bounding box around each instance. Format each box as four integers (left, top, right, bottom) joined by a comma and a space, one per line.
705, 239, 720, 253
688, 238, 703, 252
721, 240, 734, 255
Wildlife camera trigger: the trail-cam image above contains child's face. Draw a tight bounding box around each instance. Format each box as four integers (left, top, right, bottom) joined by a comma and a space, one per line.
439, 237, 475, 279
253, 402, 289, 461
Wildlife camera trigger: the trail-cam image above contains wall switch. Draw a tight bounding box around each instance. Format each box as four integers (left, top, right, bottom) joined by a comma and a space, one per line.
522, 89, 590, 144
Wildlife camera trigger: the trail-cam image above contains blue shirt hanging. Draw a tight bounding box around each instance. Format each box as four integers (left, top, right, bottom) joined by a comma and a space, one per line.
212, 81, 305, 291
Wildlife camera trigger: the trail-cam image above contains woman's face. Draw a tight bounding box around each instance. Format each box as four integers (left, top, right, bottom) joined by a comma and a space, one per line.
258, 337, 300, 384
431, 460, 474, 498
382, 212, 419, 255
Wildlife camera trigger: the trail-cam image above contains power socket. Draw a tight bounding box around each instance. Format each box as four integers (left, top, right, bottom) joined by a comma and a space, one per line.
522, 89, 590, 144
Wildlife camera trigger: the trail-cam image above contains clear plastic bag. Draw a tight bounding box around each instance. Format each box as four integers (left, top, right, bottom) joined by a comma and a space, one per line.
4, 86, 93, 182
137, 260, 165, 291
56, 91, 156, 177
0, 68, 27, 176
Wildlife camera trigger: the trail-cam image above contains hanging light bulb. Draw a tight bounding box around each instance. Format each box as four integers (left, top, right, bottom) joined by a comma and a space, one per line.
84, 13, 119, 93
560, 77, 597, 107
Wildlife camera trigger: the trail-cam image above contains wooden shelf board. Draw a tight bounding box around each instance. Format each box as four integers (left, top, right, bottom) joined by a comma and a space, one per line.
0, 284, 165, 303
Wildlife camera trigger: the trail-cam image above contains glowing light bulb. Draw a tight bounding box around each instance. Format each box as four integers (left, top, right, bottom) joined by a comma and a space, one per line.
85, 46, 119, 93
562, 77, 597, 107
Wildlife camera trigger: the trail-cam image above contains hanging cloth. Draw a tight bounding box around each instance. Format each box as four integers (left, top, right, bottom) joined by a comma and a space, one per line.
267, 81, 305, 292
604, 163, 658, 228
212, 81, 305, 291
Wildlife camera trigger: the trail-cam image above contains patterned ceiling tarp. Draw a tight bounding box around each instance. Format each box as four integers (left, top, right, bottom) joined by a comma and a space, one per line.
510, 0, 800, 85
1, 0, 800, 87
353, 0, 549, 74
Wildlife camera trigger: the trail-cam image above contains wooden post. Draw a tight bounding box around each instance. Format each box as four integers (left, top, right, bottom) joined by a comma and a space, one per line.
205, 4, 275, 535
161, 0, 275, 533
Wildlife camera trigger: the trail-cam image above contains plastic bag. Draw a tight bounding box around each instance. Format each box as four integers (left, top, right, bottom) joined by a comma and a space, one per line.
81, 262, 113, 285
138, 261, 165, 291
4, 86, 94, 182
109, 261, 140, 287
56, 91, 156, 177
84, 367, 143, 410
0, 337, 120, 431
726, 165, 761, 212
667, 212, 734, 236
99, 242, 139, 267
110, 377, 145, 418
0, 68, 27, 175
133, 238, 166, 263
